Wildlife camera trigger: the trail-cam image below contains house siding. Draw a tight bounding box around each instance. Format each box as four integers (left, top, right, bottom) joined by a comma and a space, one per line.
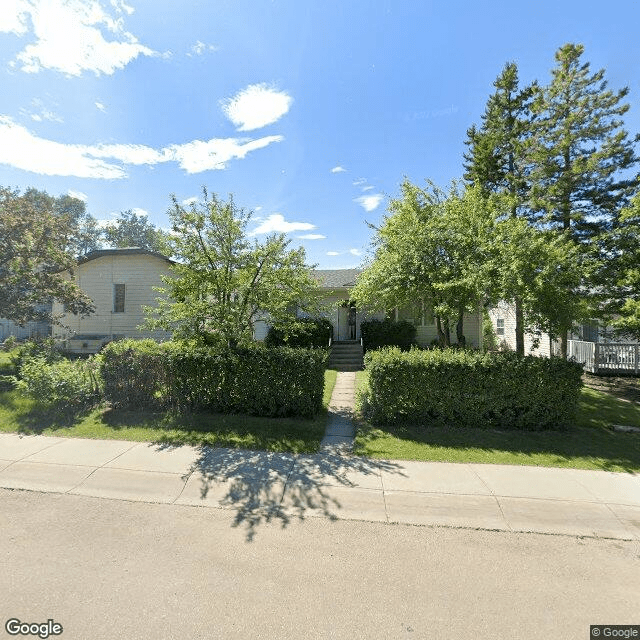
52, 253, 173, 346
413, 311, 481, 348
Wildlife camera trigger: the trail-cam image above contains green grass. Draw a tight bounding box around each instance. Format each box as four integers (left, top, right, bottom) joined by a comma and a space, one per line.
0, 368, 338, 454
354, 371, 640, 472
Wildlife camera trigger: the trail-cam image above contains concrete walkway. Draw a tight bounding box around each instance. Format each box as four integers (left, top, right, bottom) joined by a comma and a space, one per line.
320, 371, 356, 452
1, 432, 639, 540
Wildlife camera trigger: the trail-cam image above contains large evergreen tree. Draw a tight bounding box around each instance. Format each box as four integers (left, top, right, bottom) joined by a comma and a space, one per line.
528, 43, 638, 356
463, 62, 536, 354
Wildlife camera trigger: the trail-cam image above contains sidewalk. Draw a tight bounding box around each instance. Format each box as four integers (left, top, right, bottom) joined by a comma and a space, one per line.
1, 432, 639, 540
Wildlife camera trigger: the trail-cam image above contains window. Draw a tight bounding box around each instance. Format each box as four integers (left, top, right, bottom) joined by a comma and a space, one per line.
113, 284, 125, 313
496, 318, 505, 336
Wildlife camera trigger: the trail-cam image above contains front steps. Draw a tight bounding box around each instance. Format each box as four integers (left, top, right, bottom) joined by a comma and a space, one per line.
328, 340, 364, 371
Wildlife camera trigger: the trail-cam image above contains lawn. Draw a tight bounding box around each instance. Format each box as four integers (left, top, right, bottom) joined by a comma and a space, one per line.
0, 366, 338, 454
353, 371, 640, 472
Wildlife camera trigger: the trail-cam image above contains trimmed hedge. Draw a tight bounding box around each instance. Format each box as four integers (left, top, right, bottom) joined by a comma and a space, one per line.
101, 339, 327, 418
360, 318, 416, 352
363, 348, 583, 430
264, 318, 333, 349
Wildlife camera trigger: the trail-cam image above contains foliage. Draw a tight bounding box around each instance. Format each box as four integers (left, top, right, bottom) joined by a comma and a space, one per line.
360, 318, 416, 352
103, 209, 170, 254
10, 337, 64, 371
144, 189, 321, 348
0, 187, 95, 326
362, 347, 583, 430
15, 355, 103, 413
351, 181, 495, 347
101, 339, 328, 418
265, 317, 333, 349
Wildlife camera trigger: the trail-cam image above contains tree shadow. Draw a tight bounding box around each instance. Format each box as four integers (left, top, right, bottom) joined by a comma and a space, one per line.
152, 441, 404, 542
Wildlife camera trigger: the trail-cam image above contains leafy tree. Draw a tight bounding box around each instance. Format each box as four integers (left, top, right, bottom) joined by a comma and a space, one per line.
351, 181, 494, 347
527, 43, 639, 355
104, 209, 170, 254
0, 187, 94, 326
144, 189, 321, 347
464, 63, 537, 354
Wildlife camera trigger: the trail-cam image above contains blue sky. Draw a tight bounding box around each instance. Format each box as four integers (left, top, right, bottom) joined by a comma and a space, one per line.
1, 0, 639, 268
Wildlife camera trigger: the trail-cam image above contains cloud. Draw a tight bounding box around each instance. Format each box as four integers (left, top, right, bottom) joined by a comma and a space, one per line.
352, 178, 367, 186
326, 251, 340, 256
20, 98, 63, 123
297, 233, 326, 240
188, 40, 218, 56
67, 189, 88, 201
250, 214, 315, 235
330, 166, 346, 173
95, 102, 106, 112
2, 0, 156, 76
349, 248, 362, 256
0, 116, 284, 178
131, 207, 148, 217
354, 194, 383, 212
222, 83, 292, 131
182, 196, 198, 206
361, 185, 374, 192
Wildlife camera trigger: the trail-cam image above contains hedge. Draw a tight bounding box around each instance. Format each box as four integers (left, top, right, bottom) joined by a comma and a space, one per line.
363, 347, 583, 430
101, 339, 327, 418
360, 318, 416, 352
265, 317, 333, 349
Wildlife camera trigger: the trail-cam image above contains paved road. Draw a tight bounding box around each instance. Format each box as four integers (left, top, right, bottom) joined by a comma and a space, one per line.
1, 489, 638, 640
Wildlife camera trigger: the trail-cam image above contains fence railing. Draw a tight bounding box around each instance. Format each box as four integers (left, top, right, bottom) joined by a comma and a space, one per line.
568, 340, 639, 374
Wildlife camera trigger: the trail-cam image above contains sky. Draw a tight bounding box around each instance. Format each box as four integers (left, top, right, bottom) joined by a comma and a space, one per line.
1, 0, 639, 269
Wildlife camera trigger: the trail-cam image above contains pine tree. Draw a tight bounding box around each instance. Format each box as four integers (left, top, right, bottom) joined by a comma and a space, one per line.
463, 62, 536, 354
528, 43, 639, 356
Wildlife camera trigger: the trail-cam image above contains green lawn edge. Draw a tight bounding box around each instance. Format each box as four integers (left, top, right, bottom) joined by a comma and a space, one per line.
354, 370, 640, 473
0, 368, 338, 455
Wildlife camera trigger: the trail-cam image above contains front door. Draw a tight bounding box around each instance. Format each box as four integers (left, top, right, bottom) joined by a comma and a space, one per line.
337, 305, 350, 340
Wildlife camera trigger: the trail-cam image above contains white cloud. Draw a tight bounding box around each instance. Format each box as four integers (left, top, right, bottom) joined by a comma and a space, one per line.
326, 251, 340, 256
352, 178, 367, 186
355, 194, 383, 212
131, 207, 148, 217
297, 234, 326, 240
182, 196, 197, 206
331, 166, 346, 173
361, 185, 374, 192
20, 98, 63, 123
188, 40, 218, 56
95, 101, 106, 112
250, 214, 315, 235
67, 189, 88, 201
2, 0, 156, 76
222, 83, 292, 131
349, 248, 362, 256
0, 116, 284, 178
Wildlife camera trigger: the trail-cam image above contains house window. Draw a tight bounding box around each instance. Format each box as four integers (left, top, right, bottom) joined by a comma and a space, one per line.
113, 284, 125, 313
496, 318, 505, 336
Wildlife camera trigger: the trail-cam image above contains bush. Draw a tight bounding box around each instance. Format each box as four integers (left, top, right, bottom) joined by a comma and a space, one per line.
363, 347, 583, 430
360, 318, 416, 352
264, 318, 333, 349
11, 338, 63, 372
16, 356, 103, 412
101, 339, 328, 418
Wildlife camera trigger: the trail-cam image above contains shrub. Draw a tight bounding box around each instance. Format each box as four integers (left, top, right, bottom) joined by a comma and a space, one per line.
16, 356, 103, 412
360, 318, 416, 352
363, 347, 583, 430
101, 339, 328, 418
11, 338, 63, 372
264, 318, 333, 349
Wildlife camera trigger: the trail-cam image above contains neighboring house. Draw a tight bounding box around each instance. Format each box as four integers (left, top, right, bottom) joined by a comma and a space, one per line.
51, 248, 173, 353
0, 314, 50, 342
255, 268, 483, 348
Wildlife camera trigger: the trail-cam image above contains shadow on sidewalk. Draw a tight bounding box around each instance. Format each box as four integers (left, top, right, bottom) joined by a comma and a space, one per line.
154, 443, 404, 541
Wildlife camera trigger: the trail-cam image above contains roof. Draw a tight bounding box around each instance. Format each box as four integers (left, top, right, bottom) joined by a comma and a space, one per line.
78, 247, 174, 265
312, 269, 361, 288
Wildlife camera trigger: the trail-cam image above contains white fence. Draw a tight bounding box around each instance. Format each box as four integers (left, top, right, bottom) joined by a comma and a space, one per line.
568, 340, 639, 374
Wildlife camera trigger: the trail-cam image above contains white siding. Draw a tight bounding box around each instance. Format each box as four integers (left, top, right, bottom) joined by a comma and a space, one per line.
414, 311, 481, 348
52, 253, 173, 344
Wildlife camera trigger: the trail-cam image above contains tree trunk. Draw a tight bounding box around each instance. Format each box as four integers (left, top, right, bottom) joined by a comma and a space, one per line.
456, 306, 466, 348
560, 327, 568, 359
515, 297, 525, 356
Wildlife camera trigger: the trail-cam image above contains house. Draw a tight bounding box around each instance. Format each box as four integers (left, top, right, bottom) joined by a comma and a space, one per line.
51, 248, 173, 353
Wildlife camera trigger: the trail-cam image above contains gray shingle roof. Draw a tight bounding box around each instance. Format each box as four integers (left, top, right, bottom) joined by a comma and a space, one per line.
78, 247, 173, 264
312, 269, 361, 288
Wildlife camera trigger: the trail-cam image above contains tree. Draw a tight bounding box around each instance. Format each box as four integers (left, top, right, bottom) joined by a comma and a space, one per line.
351, 181, 494, 347
528, 43, 639, 355
464, 63, 537, 354
0, 187, 94, 326
144, 190, 321, 347
104, 209, 170, 254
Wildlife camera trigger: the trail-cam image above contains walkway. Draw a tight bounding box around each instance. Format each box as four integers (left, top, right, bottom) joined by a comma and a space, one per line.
0, 432, 639, 540
320, 371, 356, 452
